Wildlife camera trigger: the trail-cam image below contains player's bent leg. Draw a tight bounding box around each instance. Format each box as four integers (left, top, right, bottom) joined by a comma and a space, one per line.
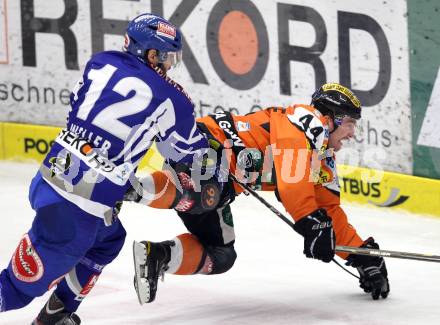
0, 202, 99, 313
204, 244, 237, 274
33, 220, 125, 324
48, 219, 127, 313
134, 203, 237, 304
163, 233, 236, 276
133, 233, 237, 304
32, 258, 102, 325
30, 204, 120, 324
174, 204, 237, 275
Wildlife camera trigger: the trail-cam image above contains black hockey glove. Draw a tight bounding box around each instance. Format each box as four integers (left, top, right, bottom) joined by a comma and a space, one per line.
293, 209, 335, 263
173, 171, 223, 214
346, 237, 390, 300
123, 171, 222, 214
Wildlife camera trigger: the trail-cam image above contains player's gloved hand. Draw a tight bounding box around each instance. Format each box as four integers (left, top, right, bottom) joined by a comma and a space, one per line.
123, 170, 222, 214
293, 209, 335, 263
166, 160, 223, 214
173, 171, 221, 214
345, 237, 390, 300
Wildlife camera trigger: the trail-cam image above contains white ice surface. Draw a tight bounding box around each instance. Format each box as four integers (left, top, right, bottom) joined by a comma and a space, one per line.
0, 161, 439, 325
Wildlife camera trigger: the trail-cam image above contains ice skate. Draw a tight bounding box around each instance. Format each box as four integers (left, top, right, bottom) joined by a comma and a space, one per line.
133, 240, 173, 304
31, 292, 81, 325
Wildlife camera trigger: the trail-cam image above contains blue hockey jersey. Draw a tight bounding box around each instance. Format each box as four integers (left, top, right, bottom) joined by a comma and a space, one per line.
33, 51, 207, 224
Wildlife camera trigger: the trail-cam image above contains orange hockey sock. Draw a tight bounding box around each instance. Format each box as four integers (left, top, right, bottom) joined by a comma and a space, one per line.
167, 233, 209, 275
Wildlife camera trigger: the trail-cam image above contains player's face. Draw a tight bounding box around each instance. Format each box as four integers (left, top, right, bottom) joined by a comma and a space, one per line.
147, 49, 171, 73
147, 49, 182, 73
328, 116, 357, 151
159, 61, 172, 72
158, 50, 182, 69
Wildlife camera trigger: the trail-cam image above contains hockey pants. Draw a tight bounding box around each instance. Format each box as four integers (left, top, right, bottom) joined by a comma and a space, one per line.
0, 200, 126, 312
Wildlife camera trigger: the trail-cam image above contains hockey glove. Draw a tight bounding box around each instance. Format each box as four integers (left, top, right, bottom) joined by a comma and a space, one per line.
346, 237, 390, 300
173, 171, 222, 214
123, 171, 222, 214
293, 209, 335, 263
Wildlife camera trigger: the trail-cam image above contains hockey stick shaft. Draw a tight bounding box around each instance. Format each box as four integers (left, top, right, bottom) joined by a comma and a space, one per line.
229, 173, 440, 263
335, 246, 440, 263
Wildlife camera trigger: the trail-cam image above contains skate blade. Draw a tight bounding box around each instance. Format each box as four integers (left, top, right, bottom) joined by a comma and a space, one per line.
132, 241, 151, 305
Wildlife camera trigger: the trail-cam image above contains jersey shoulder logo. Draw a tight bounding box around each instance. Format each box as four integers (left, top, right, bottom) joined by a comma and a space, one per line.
287, 106, 328, 150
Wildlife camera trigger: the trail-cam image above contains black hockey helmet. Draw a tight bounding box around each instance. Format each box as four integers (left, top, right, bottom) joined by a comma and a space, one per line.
311, 83, 361, 125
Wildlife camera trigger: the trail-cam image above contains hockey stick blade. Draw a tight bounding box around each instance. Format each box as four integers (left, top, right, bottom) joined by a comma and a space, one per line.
336, 246, 440, 263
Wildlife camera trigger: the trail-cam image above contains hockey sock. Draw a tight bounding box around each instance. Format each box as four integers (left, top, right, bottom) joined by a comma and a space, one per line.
53, 257, 104, 312
166, 233, 213, 275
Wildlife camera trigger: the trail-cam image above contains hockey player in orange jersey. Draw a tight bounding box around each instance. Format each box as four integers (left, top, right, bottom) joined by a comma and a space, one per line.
128, 83, 390, 304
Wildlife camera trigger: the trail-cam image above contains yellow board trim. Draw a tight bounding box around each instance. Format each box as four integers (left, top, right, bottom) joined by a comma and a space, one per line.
2, 122, 61, 163
1, 122, 439, 217
337, 165, 440, 217
0, 122, 163, 172
0, 123, 4, 160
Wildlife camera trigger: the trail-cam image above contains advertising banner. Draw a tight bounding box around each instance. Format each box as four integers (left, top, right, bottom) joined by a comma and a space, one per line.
338, 164, 440, 217
0, 0, 412, 174
0, 122, 161, 170
2, 122, 59, 161
0, 123, 4, 159
408, 0, 440, 179
2, 121, 439, 217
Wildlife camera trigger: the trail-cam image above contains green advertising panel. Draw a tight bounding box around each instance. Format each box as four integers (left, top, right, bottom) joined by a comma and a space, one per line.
408, 0, 440, 179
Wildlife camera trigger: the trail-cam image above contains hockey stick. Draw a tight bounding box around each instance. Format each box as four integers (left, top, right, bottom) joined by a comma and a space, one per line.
335, 246, 440, 263
229, 173, 440, 263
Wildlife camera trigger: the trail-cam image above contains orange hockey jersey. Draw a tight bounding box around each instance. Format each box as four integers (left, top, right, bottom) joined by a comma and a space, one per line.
197, 105, 363, 255
145, 105, 363, 257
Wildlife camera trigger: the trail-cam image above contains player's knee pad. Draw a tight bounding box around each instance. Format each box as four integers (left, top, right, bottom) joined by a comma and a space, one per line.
206, 244, 237, 274
4, 234, 73, 305
6, 233, 53, 298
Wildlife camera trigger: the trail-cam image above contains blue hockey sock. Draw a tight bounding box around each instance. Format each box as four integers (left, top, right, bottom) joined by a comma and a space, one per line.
53, 257, 104, 312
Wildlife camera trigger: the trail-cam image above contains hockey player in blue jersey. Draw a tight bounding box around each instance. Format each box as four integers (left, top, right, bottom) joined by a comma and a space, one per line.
0, 13, 209, 324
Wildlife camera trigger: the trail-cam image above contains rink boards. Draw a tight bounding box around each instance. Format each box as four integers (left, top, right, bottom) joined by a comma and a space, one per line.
1, 122, 439, 217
